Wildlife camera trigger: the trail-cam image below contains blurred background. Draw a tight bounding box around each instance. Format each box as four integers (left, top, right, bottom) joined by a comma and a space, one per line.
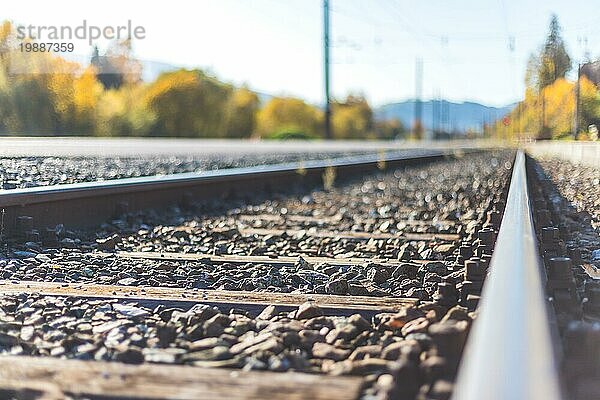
0, 0, 599, 141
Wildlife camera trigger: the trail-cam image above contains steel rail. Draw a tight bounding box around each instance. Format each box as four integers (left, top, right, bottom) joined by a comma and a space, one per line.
0, 149, 458, 236
452, 150, 562, 400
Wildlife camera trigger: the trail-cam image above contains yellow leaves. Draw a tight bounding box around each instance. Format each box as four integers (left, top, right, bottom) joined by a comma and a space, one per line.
0, 20, 13, 45
495, 76, 600, 140
95, 84, 149, 137
0, 16, 383, 140
580, 76, 597, 99
541, 78, 574, 135
331, 95, 373, 139
142, 69, 234, 137
231, 87, 258, 108
256, 97, 322, 138
256, 94, 377, 139
142, 70, 202, 135
332, 105, 362, 138
97, 90, 126, 123
47, 73, 76, 117
74, 67, 102, 111
143, 70, 199, 108
333, 109, 367, 138
224, 88, 259, 138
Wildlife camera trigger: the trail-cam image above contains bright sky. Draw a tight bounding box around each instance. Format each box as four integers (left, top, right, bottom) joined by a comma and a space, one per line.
4, 0, 600, 107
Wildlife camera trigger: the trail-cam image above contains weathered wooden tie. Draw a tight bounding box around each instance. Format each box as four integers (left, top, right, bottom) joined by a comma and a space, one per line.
234, 227, 459, 241
0, 355, 364, 400
110, 251, 433, 267
0, 280, 416, 317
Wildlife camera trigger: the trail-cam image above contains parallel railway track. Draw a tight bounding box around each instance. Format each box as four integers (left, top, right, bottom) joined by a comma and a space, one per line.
0, 146, 592, 400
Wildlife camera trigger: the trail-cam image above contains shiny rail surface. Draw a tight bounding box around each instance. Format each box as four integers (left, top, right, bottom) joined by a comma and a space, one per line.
452, 150, 562, 400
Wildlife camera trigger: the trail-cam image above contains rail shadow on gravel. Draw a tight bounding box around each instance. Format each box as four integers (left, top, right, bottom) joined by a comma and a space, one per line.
527, 155, 600, 400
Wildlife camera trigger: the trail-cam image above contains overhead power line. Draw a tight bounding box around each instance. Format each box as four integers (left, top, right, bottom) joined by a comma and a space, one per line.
323, 0, 332, 139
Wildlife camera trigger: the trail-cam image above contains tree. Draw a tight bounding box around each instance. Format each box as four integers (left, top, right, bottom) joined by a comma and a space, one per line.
2, 52, 81, 134
493, 76, 600, 140
578, 76, 600, 130
520, 15, 572, 139
224, 87, 259, 138
95, 84, 152, 137
1, 17, 424, 140
375, 118, 406, 140
331, 94, 373, 139
72, 66, 103, 133
256, 97, 322, 138
543, 78, 576, 137
143, 69, 232, 137
91, 46, 122, 90
91, 40, 142, 90
538, 15, 571, 89
8, 76, 56, 134
0, 21, 16, 63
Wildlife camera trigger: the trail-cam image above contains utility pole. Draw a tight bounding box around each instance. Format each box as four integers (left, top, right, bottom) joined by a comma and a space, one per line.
518, 102, 523, 139
432, 90, 440, 135
573, 62, 581, 140
440, 96, 450, 133
574, 36, 588, 140
431, 97, 436, 134
541, 89, 546, 137
414, 57, 423, 139
323, 0, 332, 139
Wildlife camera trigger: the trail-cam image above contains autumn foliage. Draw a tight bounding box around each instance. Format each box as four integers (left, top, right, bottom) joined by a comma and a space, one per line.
0, 21, 404, 140
492, 15, 600, 140
494, 77, 599, 140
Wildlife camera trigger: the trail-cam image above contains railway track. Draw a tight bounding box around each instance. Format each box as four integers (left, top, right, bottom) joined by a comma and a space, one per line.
0, 147, 593, 399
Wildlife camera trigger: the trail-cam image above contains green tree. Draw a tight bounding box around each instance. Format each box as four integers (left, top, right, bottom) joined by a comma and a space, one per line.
537, 15, 572, 89
521, 15, 572, 139
8, 76, 56, 134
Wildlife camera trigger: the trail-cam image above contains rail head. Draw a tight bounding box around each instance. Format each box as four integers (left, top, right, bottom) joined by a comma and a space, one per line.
452, 150, 562, 400
0, 149, 447, 207
0, 148, 476, 236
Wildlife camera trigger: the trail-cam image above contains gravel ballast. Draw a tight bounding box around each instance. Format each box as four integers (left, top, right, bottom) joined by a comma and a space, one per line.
0, 293, 473, 400
0, 151, 377, 190
535, 157, 600, 400
0, 150, 514, 400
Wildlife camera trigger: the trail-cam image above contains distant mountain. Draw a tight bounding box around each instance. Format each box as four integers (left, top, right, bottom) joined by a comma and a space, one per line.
375, 100, 514, 133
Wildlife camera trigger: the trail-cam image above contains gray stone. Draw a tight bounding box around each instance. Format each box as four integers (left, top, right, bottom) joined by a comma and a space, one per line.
296, 302, 323, 320
325, 278, 348, 295
312, 342, 350, 361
